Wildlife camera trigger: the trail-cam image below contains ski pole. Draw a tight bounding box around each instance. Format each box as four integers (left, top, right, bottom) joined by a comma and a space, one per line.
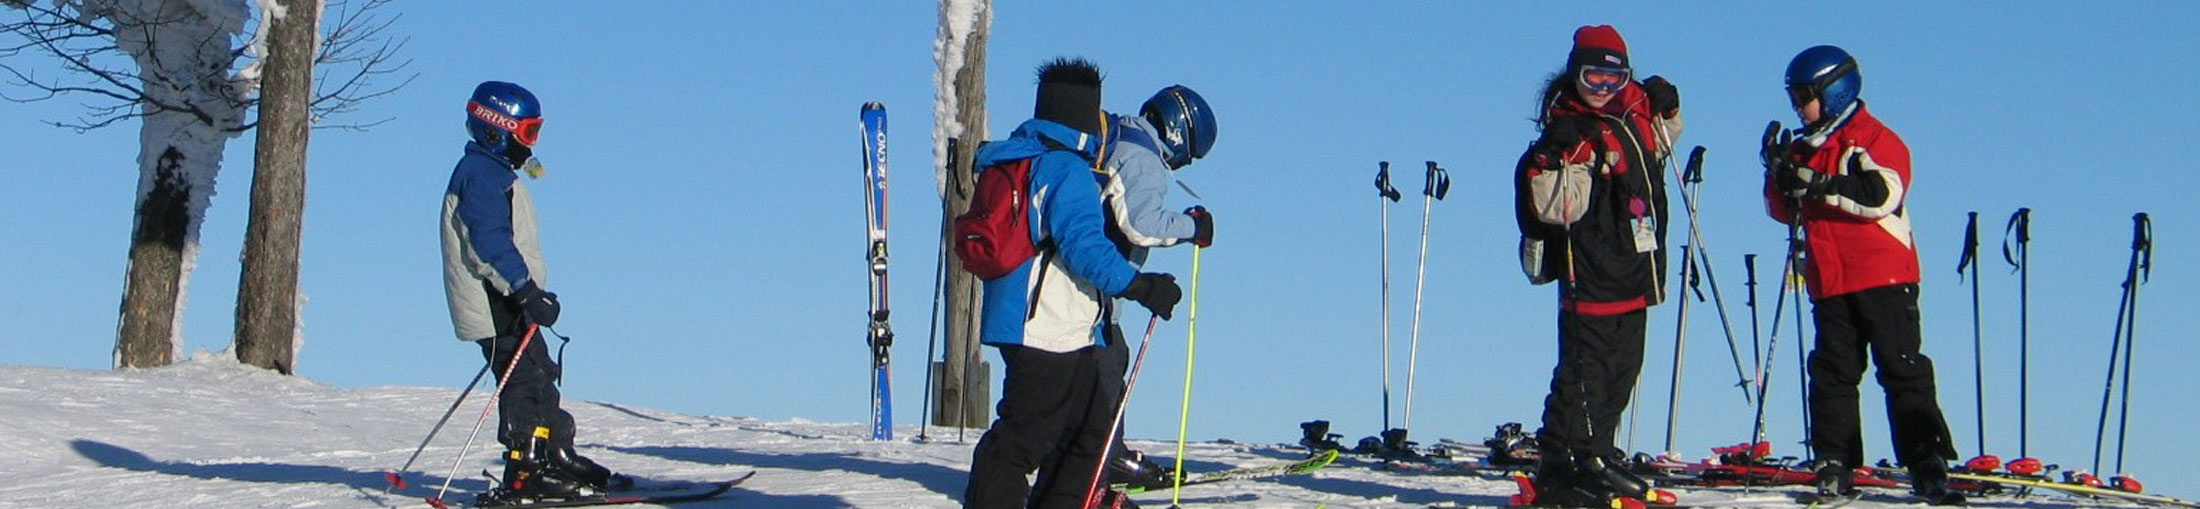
1661, 246, 1696, 454
1170, 246, 1205, 507
1668, 146, 1752, 404
384, 362, 491, 492
1957, 211, 1986, 457
1744, 253, 1761, 400
428, 324, 540, 508
1375, 162, 1402, 432
2093, 213, 2151, 474
1401, 161, 1449, 435
1082, 315, 1161, 509
1747, 203, 1805, 484
1791, 261, 1810, 461
2003, 207, 2031, 457
2112, 213, 2150, 474
919, 235, 946, 442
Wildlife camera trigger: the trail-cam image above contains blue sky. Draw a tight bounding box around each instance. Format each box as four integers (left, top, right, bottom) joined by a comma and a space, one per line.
5, 1, 2198, 498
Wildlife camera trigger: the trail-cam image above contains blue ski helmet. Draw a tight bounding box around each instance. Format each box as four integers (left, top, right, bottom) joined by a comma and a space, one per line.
1784, 45, 1860, 116
466, 81, 543, 153
1139, 85, 1216, 169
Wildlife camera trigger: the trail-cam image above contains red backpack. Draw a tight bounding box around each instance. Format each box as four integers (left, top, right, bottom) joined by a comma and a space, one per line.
953, 157, 1042, 280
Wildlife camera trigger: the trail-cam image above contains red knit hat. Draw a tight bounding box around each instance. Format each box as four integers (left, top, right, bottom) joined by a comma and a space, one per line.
1568, 25, 1629, 70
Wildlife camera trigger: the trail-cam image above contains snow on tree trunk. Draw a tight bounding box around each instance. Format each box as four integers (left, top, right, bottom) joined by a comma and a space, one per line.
105, 0, 252, 369
932, 0, 989, 429
233, 0, 319, 375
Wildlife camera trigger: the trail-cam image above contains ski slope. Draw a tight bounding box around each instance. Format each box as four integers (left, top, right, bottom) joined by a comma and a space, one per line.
0, 355, 2161, 508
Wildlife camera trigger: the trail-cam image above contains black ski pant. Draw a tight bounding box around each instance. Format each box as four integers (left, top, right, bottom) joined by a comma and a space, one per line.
478, 292, 575, 453
1806, 283, 1958, 469
965, 344, 1119, 509
1537, 309, 1647, 462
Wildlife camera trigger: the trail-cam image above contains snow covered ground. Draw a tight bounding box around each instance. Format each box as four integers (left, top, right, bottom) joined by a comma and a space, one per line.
0, 355, 2158, 508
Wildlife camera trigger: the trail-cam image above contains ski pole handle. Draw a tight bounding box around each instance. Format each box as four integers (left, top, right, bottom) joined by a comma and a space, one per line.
1683, 146, 1707, 184
1423, 161, 1450, 200
1376, 161, 1401, 202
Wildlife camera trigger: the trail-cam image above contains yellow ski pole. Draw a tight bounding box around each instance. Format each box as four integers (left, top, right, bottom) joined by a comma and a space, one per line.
1170, 246, 1203, 507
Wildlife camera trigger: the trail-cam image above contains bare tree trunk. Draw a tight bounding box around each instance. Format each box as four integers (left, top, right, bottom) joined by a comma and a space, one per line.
935, 0, 989, 430
234, 0, 321, 375
116, 148, 192, 369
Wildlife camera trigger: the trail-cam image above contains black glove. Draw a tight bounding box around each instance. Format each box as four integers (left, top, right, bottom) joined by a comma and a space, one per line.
1641, 75, 1679, 117
1118, 273, 1182, 320
1185, 206, 1214, 248
512, 281, 561, 328
1773, 164, 1828, 199
1535, 116, 1599, 169
1758, 121, 1792, 172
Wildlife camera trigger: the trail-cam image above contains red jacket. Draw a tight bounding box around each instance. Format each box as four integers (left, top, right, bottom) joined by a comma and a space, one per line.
1763, 103, 1919, 300
1517, 85, 1678, 315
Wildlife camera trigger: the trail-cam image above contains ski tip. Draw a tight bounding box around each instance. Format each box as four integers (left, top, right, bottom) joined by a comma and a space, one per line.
862, 101, 884, 111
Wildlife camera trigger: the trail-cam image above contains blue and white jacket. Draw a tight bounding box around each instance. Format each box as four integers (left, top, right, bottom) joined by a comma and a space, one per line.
1101, 114, 1200, 267
439, 142, 546, 341
976, 119, 1141, 353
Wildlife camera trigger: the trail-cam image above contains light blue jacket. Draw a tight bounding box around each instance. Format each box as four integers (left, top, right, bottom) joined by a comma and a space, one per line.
1101, 114, 1199, 267
976, 119, 1140, 352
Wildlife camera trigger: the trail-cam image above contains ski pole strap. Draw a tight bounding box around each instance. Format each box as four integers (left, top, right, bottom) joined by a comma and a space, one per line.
2132, 213, 2152, 283
548, 326, 571, 386
1683, 146, 1707, 184
1376, 161, 1401, 201
1957, 211, 1980, 281
1423, 161, 1450, 200
2002, 207, 2031, 271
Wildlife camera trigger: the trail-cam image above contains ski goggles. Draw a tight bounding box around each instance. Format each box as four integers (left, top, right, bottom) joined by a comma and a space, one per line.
469, 101, 545, 146
1578, 65, 1631, 94
1784, 84, 1817, 109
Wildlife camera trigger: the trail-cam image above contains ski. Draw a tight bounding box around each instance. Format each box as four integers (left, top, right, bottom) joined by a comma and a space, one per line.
463, 472, 754, 508
860, 102, 894, 441
1115, 449, 1339, 494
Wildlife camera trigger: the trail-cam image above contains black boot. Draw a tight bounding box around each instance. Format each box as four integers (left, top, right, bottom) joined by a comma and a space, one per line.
1576, 453, 1653, 501
484, 427, 592, 504
1811, 459, 1857, 499
551, 446, 634, 491
1909, 457, 1968, 506
1529, 449, 1609, 508
1106, 449, 1174, 491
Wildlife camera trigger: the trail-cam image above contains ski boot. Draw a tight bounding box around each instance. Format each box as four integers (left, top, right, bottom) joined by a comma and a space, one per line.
1106, 449, 1175, 491
478, 427, 596, 506
1298, 420, 1344, 452
1809, 459, 1858, 500
551, 445, 635, 492
1515, 450, 1649, 508
1578, 453, 1671, 505
1484, 422, 1541, 466
1908, 457, 1968, 506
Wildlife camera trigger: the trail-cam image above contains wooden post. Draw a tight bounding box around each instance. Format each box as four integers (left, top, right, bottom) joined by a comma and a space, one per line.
935, 0, 990, 431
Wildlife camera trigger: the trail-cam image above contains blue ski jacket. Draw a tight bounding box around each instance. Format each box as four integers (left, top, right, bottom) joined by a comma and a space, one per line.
440, 142, 547, 341
976, 119, 1140, 353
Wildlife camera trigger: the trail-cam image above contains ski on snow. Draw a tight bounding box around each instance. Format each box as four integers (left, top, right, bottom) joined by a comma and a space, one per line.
860, 102, 894, 441
1114, 449, 1340, 494
445, 471, 754, 509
